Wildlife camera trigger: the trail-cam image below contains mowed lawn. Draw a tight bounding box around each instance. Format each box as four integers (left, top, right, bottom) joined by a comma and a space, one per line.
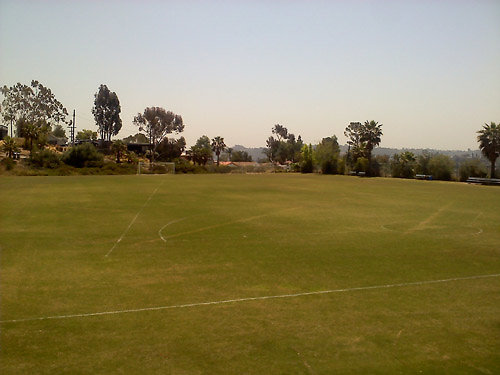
1, 174, 499, 374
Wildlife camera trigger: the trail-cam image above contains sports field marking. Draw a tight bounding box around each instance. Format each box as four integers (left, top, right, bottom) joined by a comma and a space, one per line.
162, 207, 299, 241
405, 203, 452, 234
105, 181, 164, 257
158, 218, 187, 242
1, 273, 498, 324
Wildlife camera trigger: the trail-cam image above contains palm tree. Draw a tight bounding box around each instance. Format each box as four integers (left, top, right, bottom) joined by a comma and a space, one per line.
477, 122, 500, 178
2, 136, 19, 158
211, 136, 226, 166
361, 120, 383, 169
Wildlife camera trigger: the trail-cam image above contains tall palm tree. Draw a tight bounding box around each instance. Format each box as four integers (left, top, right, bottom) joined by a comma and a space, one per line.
477, 122, 500, 178
361, 120, 383, 168
211, 136, 226, 166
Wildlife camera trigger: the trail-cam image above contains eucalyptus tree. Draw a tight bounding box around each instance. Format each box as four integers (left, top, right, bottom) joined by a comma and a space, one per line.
92, 85, 122, 141
1, 80, 68, 137
133, 107, 184, 163
211, 136, 226, 166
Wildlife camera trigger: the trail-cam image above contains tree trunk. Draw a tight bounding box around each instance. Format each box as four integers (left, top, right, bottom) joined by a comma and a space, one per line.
491, 159, 496, 179
216, 153, 220, 166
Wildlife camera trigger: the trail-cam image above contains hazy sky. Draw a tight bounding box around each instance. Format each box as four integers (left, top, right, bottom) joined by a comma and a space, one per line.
1, 0, 499, 149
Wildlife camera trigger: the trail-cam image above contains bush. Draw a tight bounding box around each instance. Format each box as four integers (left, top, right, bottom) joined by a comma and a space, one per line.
62, 143, 104, 168
173, 158, 196, 173
31, 149, 61, 169
428, 154, 454, 181
1, 157, 16, 171
459, 159, 487, 181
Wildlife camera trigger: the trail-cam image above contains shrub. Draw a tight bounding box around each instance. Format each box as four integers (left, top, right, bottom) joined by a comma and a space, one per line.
62, 143, 104, 168
459, 159, 487, 181
174, 158, 196, 173
1, 157, 16, 171
31, 149, 61, 169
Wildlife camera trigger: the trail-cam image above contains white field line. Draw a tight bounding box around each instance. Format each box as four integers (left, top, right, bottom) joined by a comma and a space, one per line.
162, 207, 299, 241
1, 273, 499, 324
158, 218, 187, 242
105, 181, 164, 257
405, 203, 452, 235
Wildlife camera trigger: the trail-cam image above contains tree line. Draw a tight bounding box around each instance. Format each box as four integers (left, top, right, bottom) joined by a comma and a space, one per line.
1, 80, 499, 179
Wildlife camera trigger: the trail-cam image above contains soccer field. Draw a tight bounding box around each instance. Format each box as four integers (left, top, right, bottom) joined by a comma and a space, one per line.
1, 174, 499, 374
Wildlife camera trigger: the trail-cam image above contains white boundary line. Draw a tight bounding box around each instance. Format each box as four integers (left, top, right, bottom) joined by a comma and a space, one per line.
158, 218, 187, 242
1, 273, 498, 324
105, 181, 164, 257
162, 207, 299, 241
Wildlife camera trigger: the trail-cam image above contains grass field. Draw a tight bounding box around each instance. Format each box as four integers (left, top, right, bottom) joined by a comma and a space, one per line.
1, 174, 499, 374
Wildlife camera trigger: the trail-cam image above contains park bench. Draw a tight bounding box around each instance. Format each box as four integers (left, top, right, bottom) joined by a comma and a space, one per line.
349, 171, 366, 176
466, 177, 500, 186
415, 174, 433, 180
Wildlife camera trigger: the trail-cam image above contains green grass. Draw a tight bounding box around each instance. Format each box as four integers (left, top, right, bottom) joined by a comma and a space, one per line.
1, 174, 499, 374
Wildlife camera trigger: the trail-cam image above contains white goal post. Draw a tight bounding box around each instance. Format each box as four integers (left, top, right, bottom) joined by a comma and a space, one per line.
137, 162, 175, 175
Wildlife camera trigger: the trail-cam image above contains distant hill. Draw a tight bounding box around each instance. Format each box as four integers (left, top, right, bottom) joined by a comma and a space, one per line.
231, 145, 267, 162
232, 144, 482, 162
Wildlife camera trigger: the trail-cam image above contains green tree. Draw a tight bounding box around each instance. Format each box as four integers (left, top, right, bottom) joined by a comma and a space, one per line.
92, 85, 122, 142
477, 122, 500, 178
17, 118, 49, 156
231, 150, 252, 162
133, 107, 184, 163
416, 151, 432, 175
428, 154, 454, 181
211, 136, 226, 166
344, 121, 364, 164
189, 135, 212, 165
76, 129, 98, 141
157, 136, 186, 161
391, 151, 416, 178
2, 136, 19, 158
62, 143, 103, 168
265, 124, 302, 164
459, 158, 487, 181
361, 120, 383, 169
51, 124, 66, 138
344, 120, 383, 175
123, 133, 148, 144
111, 140, 127, 163
300, 144, 314, 173
1, 80, 69, 136
314, 135, 340, 174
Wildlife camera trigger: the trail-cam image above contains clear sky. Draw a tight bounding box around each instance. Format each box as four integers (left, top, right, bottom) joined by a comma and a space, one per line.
1, 0, 499, 149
